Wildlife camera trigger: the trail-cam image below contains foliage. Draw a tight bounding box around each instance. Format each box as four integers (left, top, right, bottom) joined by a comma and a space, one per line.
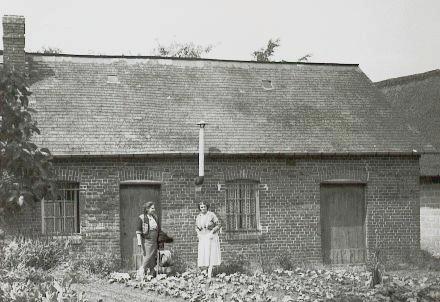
169, 253, 188, 275
72, 251, 120, 277
0, 264, 52, 285
52, 260, 94, 284
275, 251, 295, 271
213, 252, 250, 276
252, 38, 280, 62
39, 47, 63, 54
0, 274, 86, 302
0, 253, 86, 302
0, 237, 68, 270
252, 38, 312, 63
297, 54, 312, 62
107, 266, 440, 302
0, 70, 54, 212
369, 248, 388, 289
153, 41, 213, 58
402, 249, 440, 271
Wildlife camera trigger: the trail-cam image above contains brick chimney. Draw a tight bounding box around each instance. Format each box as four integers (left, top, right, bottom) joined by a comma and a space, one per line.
2, 15, 26, 74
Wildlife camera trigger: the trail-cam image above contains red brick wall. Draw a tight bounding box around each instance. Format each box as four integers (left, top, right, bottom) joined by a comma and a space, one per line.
5, 155, 420, 266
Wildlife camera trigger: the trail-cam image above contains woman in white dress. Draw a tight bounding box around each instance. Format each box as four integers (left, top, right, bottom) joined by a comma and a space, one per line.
195, 202, 221, 280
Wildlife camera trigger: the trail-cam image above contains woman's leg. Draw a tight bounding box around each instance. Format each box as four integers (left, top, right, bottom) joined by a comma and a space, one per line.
207, 265, 213, 279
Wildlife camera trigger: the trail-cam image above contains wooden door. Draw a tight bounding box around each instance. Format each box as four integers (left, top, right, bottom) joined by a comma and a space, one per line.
320, 184, 366, 264
119, 184, 161, 270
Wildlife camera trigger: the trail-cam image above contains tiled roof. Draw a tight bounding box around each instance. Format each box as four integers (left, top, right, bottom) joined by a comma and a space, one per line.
376, 69, 440, 175
21, 54, 427, 156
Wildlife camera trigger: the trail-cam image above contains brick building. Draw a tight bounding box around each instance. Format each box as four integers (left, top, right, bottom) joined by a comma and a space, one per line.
376, 70, 440, 255
1, 15, 427, 268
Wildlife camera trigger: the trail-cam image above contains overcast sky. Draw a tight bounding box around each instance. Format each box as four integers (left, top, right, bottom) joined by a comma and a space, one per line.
2, 0, 439, 81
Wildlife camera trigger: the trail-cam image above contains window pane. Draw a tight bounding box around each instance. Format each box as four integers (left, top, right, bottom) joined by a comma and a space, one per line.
55, 218, 63, 233
53, 202, 63, 217
44, 203, 54, 217
45, 218, 54, 233
65, 203, 74, 216
64, 218, 75, 234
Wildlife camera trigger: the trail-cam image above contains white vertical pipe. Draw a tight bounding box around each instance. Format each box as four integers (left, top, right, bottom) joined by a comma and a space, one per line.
199, 126, 204, 177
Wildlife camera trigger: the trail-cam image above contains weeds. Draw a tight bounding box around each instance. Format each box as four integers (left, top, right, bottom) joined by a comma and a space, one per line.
213, 251, 250, 275
402, 248, 440, 271
0, 237, 68, 270
73, 251, 120, 277
275, 251, 295, 271
170, 253, 188, 275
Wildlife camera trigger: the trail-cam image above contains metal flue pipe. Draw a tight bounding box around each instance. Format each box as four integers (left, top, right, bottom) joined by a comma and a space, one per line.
195, 121, 207, 185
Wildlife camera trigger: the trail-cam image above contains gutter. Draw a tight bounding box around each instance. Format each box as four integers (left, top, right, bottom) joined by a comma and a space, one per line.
50, 150, 433, 159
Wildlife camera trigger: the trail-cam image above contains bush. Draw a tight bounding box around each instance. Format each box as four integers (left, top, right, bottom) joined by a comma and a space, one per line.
0, 263, 86, 301
1, 265, 52, 284
0, 277, 86, 302
73, 251, 120, 277
275, 251, 295, 271
0, 237, 68, 270
170, 253, 188, 275
403, 249, 440, 271
213, 252, 250, 275
51, 260, 92, 284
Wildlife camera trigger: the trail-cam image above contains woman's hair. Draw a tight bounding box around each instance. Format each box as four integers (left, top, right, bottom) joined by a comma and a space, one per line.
198, 201, 210, 211
143, 201, 155, 213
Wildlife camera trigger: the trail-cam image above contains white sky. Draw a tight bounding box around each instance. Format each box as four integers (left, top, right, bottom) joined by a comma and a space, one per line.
2, 0, 439, 81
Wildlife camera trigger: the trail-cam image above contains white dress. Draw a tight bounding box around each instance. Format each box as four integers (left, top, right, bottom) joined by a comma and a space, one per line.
196, 211, 221, 267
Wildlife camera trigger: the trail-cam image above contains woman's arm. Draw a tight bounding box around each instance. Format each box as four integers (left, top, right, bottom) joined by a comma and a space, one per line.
210, 212, 221, 234
195, 215, 201, 237
136, 217, 143, 246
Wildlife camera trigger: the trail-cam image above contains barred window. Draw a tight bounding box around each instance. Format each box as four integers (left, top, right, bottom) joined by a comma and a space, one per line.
42, 182, 80, 234
226, 180, 259, 231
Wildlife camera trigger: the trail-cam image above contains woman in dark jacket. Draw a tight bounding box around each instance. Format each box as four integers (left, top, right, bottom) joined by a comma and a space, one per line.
136, 201, 159, 276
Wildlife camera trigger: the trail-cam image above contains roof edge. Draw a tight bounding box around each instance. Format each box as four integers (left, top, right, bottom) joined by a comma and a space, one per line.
24, 51, 359, 67
51, 151, 430, 159
375, 69, 440, 88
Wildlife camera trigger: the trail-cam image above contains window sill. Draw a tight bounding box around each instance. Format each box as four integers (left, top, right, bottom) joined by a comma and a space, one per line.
43, 234, 83, 245
224, 231, 263, 242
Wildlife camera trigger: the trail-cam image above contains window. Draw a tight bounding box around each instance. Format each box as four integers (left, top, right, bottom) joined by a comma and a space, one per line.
107, 75, 119, 84
261, 80, 274, 90
42, 182, 80, 234
226, 180, 259, 231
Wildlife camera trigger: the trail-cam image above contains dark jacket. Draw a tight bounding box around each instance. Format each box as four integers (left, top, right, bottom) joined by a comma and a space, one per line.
136, 214, 173, 244
136, 214, 160, 239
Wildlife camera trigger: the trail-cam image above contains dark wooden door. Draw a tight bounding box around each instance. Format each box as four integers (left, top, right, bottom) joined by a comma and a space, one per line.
320, 184, 366, 264
119, 184, 161, 270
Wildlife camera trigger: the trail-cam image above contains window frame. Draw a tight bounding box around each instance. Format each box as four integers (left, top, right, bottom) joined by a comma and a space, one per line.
225, 179, 260, 232
41, 182, 80, 235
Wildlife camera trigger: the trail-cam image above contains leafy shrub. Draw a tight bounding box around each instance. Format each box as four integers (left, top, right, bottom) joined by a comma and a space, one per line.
74, 251, 120, 276
213, 252, 250, 275
1, 264, 52, 284
275, 251, 295, 271
0, 263, 86, 301
170, 253, 188, 275
402, 249, 440, 271
0, 278, 86, 302
0, 237, 68, 270
51, 260, 92, 284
